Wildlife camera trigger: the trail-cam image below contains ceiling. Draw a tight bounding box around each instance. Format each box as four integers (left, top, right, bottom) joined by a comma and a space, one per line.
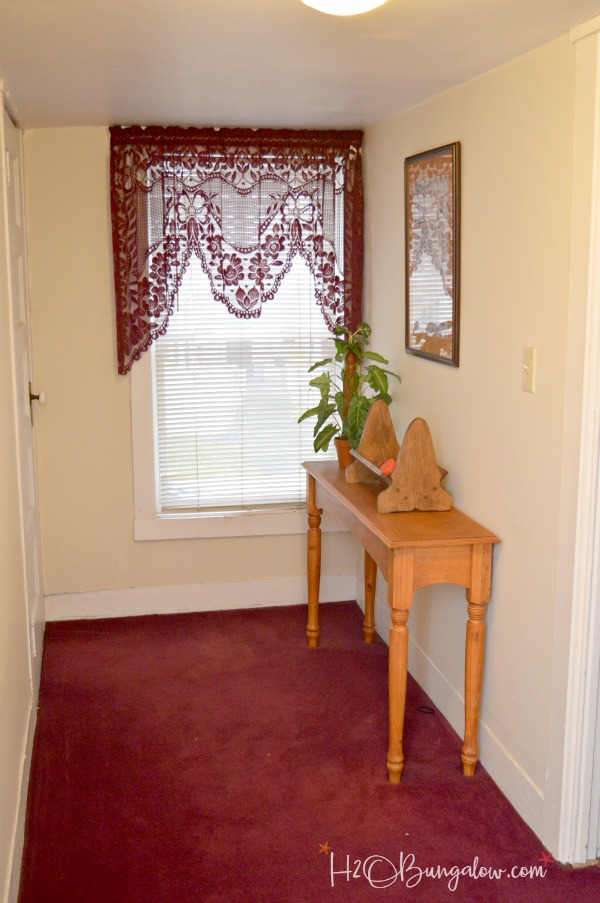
1, 0, 600, 131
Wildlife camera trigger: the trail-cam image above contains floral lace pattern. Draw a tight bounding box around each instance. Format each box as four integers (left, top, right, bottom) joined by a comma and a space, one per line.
110, 127, 363, 374
406, 153, 454, 295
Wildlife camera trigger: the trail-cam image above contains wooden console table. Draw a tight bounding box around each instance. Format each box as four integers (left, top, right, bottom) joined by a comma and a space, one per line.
303, 460, 500, 784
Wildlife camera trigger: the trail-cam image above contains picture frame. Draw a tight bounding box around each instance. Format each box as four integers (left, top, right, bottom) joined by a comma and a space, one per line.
404, 142, 461, 367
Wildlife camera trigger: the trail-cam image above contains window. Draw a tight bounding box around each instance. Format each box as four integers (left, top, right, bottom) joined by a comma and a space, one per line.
111, 127, 363, 538
131, 264, 338, 539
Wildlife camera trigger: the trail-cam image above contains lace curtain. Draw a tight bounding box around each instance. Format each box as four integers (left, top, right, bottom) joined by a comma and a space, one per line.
110, 126, 364, 375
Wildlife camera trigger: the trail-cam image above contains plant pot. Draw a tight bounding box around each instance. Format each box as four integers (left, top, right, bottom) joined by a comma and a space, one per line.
334, 437, 353, 469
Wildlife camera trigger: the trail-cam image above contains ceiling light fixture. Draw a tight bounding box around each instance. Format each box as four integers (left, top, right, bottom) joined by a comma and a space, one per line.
301, 0, 389, 16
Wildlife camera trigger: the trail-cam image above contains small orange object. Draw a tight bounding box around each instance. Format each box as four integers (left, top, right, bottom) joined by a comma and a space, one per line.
380, 458, 396, 476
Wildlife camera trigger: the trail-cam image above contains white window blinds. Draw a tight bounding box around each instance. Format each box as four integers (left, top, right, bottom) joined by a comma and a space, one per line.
153, 255, 335, 513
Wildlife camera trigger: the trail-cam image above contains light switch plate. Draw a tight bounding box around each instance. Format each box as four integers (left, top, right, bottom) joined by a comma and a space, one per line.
522, 346, 536, 393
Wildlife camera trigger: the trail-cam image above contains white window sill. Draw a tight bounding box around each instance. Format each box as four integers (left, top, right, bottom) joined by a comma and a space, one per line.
134, 507, 345, 541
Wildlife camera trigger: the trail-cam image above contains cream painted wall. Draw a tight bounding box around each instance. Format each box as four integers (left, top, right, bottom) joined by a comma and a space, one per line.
363, 36, 575, 800
0, 117, 34, 901
23, 127, 356, 604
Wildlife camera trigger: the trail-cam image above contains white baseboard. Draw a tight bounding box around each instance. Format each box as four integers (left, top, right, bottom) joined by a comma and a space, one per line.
45, 574, 355, 621
407, 627, 545, 838
6, 699, 38, 903
356, 583, 546, 841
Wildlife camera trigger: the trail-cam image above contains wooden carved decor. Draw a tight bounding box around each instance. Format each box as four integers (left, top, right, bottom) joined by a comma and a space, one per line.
345, 400, 452, 513
345, 400, 399, 486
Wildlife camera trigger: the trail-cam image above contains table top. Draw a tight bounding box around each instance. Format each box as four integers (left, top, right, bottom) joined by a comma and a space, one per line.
303, 461, 501, 550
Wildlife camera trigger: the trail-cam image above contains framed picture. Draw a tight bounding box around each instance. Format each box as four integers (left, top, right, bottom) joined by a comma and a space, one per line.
404, 142, 460, 366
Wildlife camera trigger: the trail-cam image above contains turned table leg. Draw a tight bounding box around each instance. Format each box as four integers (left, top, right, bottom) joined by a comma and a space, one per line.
461, 543, 493, 776
386, 548, 415, 783
363, 550, 377, 643
387, 608, 410, 784
462, 600, 488, 775
306, 474, 322, 648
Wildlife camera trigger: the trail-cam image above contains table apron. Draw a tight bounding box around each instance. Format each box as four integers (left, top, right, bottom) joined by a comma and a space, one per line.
412, 544, 473, 592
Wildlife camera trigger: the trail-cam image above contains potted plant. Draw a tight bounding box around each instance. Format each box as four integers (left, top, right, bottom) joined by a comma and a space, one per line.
298, 322, 401, 466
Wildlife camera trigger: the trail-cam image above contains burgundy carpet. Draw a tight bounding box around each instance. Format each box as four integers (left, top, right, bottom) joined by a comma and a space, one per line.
18, 601, 600, 902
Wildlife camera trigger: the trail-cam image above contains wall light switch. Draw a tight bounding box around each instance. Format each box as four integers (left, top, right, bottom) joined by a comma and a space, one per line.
522, 346, 536, 393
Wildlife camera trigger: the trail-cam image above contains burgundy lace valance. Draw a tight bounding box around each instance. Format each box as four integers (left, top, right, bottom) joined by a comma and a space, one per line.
110, 126, 364, 374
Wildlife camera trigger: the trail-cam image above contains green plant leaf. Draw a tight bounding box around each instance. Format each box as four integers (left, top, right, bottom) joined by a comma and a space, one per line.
313, 403, 337, 434
356, 322, 372, 338
309, 372, 331, 398
366, 365, 389, 395
314, 423, 339, 453
334, 390, 345, 419
346, 395, 371, 447
363, 351, 389, 364
297, 405, 320, 424
308, 357, 333, 372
